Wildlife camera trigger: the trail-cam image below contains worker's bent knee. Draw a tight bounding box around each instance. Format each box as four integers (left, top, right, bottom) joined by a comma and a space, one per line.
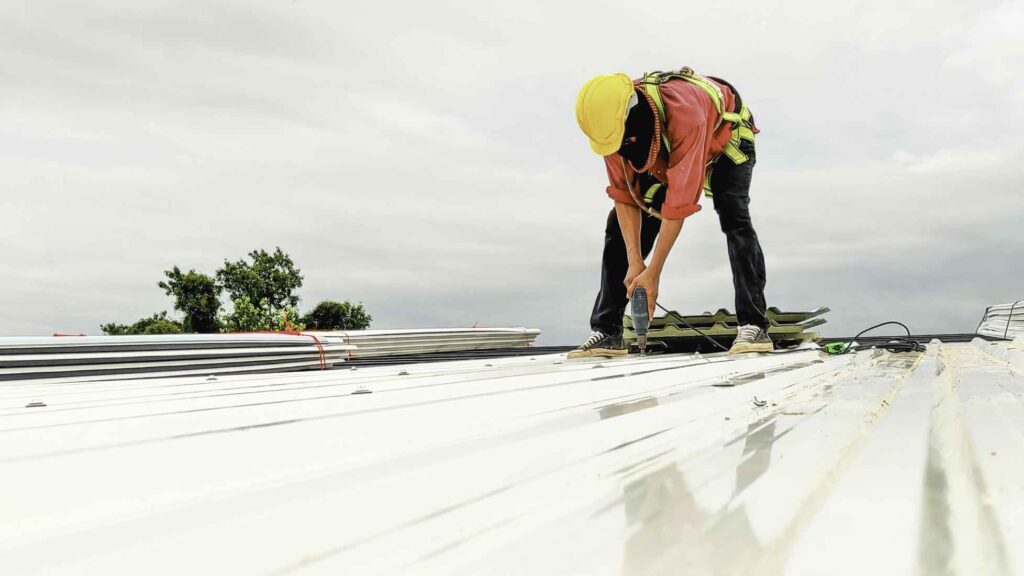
716, 208, 754, 234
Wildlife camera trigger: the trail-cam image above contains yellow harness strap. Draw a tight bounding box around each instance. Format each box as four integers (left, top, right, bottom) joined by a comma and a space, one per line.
640, 67, 756, 198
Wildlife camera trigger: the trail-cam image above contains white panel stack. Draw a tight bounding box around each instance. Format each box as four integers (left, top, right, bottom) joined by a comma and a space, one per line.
305, 327, 541, 359
0, 334, 354, 383
977, 301, 1024, 340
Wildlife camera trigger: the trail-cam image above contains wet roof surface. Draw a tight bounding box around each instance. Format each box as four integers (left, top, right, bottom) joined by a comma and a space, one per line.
1, 338, 1022, 575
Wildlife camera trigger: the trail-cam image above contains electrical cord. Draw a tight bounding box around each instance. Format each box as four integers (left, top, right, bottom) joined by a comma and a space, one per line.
825, 321, 925, 355
653, 301, 732, 352
649, 300, 923, 356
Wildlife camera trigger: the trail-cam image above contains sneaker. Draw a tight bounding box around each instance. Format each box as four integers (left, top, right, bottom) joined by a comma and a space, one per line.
729, 325, 774, 354
567, 331, 628, 359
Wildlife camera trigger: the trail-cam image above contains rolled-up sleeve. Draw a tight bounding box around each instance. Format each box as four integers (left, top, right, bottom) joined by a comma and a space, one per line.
603, 153, 636, 205
661, 123, 707, 221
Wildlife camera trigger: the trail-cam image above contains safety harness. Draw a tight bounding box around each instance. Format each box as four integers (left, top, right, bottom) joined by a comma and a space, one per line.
622, 67, 757, 219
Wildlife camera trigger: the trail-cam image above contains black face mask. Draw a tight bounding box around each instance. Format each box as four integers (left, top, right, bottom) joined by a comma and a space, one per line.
618, 92, 655, 171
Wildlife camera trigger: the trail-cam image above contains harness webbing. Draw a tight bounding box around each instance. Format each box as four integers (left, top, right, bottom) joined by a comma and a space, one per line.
638, 67, 756, 199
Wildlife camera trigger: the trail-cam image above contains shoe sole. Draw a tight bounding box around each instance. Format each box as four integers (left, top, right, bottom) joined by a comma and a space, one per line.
567, 347, 629, 359
729, 342, 775, 354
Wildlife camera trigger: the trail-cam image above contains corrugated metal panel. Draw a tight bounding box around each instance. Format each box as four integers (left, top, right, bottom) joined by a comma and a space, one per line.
0, 328, 542, 383
0, 334, 355, 383
623, 307, 826, 351
304, 328, 541, 359
978, 302, 1024, 340
1, 339, 1022, 575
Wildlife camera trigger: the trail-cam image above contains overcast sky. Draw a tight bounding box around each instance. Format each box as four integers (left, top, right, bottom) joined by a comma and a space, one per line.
1, 0, 1022, 344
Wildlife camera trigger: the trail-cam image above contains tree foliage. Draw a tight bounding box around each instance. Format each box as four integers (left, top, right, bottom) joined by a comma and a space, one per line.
158, 266, 221, 333
301, 300, 372, 330
220, 296, 305, 332
101, 312, 184, 336
217, 248, 303, 315
103, 248, 372, 336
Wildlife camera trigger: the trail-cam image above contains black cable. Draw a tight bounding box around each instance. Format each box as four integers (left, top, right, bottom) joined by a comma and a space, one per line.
649, 301, 923, 357
654, 301, 731, 352
832, 320, 925, 355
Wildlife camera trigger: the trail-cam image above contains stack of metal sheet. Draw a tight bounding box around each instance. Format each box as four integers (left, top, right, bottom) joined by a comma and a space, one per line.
623, 306, 829, 351
977, 301, 1024, 340
0, 334, 355, 383
305, 327, 541, 359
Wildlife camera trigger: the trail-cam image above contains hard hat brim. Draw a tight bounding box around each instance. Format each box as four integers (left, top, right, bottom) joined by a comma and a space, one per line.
576, 73, 634, 157
588, 134, 623, 156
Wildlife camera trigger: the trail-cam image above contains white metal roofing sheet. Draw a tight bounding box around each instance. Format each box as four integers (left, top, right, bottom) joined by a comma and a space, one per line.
0, 333, 347, 349
978, 301, 1024, 340
1, 338, 1022, 575
303, 328, 542, 359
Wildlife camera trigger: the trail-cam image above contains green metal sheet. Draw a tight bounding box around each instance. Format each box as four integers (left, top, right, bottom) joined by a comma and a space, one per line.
624, 306, 830, 330
622, 307, 828, 352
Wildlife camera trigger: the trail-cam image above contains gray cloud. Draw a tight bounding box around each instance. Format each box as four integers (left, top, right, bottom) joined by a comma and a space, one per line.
1, 0, 1021, 344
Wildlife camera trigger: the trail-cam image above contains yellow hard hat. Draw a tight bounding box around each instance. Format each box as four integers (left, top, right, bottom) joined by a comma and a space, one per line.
575, 73, 636, 156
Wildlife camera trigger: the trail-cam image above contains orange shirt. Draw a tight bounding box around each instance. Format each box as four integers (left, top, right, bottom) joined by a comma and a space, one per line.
603, 77, 745, 220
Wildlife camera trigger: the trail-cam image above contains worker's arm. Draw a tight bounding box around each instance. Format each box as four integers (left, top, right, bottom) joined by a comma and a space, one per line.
614, 201, 645, 286
615, 201, 642, 261
625, 114, 707, 314
628, 217, 683, 317
647, 218, 683, 276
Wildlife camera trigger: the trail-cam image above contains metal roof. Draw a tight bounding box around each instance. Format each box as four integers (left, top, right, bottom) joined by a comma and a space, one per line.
1, 338, 1022, 575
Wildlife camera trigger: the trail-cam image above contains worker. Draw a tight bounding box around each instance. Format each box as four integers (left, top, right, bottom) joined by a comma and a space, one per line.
569, 67, 772, 358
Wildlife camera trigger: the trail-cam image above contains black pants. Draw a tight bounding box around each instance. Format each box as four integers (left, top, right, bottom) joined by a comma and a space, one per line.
589, 139, 768, 335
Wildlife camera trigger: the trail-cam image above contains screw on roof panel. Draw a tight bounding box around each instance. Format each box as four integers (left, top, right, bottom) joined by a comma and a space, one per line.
26, 401, 46, 408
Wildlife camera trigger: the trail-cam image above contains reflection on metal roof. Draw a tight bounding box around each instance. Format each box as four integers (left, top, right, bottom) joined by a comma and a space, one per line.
1, 338, 1022, 575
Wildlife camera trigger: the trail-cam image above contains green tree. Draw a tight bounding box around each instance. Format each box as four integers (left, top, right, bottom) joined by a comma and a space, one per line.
101, 312, 184, 335
220, 296, 305, 332
217, 247, 303, 318
302, 300, 372, 330
158, 267, 221, 333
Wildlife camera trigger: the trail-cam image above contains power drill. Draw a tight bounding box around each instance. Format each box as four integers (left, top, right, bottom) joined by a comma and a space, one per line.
631, 287, 651, 356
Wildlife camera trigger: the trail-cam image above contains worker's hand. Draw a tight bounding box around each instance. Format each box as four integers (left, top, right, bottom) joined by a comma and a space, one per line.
624, 261, 646, 292
627, 268, 659, 318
